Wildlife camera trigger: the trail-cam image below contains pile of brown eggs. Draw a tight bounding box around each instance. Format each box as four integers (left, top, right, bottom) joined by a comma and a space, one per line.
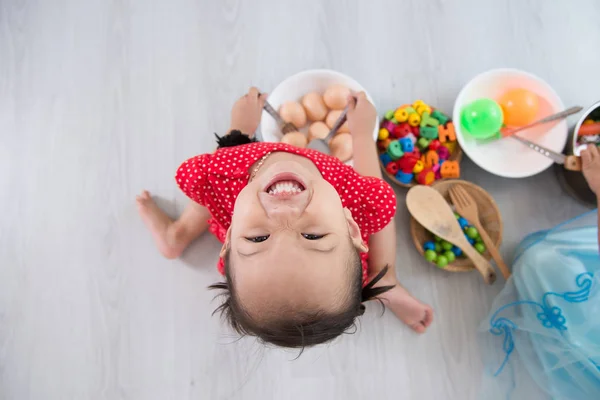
279, 84, 354, 162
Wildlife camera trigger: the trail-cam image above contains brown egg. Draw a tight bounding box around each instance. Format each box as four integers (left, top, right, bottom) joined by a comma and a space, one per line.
329, 133, 353, 162
308, 121, 330, 141
280, 131, 307, 148
301, 92, 328, 121
323, 84, 351, 110
325, 110, 350, 133
279, 101, 307, 128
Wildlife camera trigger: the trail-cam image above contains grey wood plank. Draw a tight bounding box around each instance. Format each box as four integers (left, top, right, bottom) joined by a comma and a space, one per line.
0, 0, 597, 399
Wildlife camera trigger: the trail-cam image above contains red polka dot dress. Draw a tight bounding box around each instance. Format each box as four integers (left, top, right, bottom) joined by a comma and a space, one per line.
175, 142, 397, 283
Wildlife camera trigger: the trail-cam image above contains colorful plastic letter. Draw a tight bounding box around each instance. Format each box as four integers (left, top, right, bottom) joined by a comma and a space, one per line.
440, 160, 460, 178
438, 122, 456, 143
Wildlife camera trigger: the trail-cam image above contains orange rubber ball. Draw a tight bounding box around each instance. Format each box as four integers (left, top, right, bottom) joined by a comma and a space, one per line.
498, 88, 539, 126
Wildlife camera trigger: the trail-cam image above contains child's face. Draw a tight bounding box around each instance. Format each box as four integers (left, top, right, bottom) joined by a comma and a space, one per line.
221, 158, 367, 315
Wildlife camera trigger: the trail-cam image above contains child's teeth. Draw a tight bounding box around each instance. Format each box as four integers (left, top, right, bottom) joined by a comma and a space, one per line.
268, 180, 303, 195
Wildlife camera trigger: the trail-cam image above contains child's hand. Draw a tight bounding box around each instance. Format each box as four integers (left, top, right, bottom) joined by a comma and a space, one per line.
230, 87, 268, 136
581, 144, 600, 195
347, 92, 376, 140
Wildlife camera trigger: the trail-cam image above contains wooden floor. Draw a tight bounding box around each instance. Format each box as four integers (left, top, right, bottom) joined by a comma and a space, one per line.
1, 1, 598, 399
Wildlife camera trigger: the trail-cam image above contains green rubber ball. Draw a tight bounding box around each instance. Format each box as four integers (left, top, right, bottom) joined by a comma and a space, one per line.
474, 242, 486, 254
436, 255, 449, 268
441, 241, 453, 251
424, 249, 438, 262
444, 251, 456, 263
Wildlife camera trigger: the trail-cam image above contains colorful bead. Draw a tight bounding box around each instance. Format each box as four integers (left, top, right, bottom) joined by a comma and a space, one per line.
413, 100, 426, 108
377, 138, 392, 151
420, 126, 439, 140
444, 251, 456, 263
395, 170, 414, 184
394, 108, 409, 123
436, 255, 449, 268
408, 113, 421, 127
379, 153, 392, 166
412, 160, 425, 174
384, 110, 395, 120
441, 140, 457, 153
458, 217, 469, 228
397, 155, 418, 173
451, 246, 463, 256
424, 249, 437, 262
417, 168, 435, 185
441, 241, 453, 251
438, 122, 456, 143
440, 160, 460, 178
465, 226, 479, 239
405, 133, 417, 145
378, 128, 390, 140
390, 117, 398, 124
474, 242, 486, 253
387, 140, 404, 160
385, 162, 399, 175
428, 139, 441, 151
417, 137, 430, 150
393, 123, 412, 138
382, 120, 396, 133
410, 125, 420, 136
404, 107, 416, 114
431, 110, 450, 125
416, 104, 432, 116
400, 137, 414, 153
423, 241, 436, 251
437, 146, 450, 160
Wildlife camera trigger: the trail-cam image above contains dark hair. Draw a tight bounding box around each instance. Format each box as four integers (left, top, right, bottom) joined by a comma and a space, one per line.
208, 249, 395, 349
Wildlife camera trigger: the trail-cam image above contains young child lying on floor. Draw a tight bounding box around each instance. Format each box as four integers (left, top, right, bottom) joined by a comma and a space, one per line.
136, 87, 432, 348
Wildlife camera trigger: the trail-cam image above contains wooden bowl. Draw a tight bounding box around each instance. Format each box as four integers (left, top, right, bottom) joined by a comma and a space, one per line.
409, 180, 503, 272
380, 145, 463, 188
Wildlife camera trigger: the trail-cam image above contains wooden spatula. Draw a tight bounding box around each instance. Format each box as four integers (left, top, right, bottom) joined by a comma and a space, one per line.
406, 185, 497, 285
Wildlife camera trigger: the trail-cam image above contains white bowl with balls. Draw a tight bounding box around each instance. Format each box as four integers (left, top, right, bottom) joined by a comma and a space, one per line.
260, 69, 379, 165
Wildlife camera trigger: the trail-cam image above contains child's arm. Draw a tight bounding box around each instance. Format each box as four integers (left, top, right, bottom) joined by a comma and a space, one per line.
581, 144, 600, 249
346, 93, 397, 283
229, 87, 268, 137
347, 94, 433, 332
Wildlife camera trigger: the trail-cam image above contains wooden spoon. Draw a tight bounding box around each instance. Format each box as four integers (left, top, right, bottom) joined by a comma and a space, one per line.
406, 185, 497, 285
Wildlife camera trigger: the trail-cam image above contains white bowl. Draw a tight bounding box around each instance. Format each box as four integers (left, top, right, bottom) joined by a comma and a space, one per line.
453, 68, 567, 178
260, 69, 379, 164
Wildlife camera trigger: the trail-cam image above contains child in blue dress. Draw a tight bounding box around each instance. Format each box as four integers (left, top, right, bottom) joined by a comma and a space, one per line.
480, 144, 600, 399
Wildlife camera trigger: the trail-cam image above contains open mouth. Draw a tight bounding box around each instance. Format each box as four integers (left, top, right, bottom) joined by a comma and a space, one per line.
264, 173, 306, 196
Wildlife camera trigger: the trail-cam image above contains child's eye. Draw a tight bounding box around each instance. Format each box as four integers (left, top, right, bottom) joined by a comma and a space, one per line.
246, 235, 270, 243
302, 233, 325, 240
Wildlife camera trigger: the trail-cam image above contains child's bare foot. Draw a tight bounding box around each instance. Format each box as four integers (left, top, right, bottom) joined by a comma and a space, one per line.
381, 285, 434, 333
136, 191, 182, 259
